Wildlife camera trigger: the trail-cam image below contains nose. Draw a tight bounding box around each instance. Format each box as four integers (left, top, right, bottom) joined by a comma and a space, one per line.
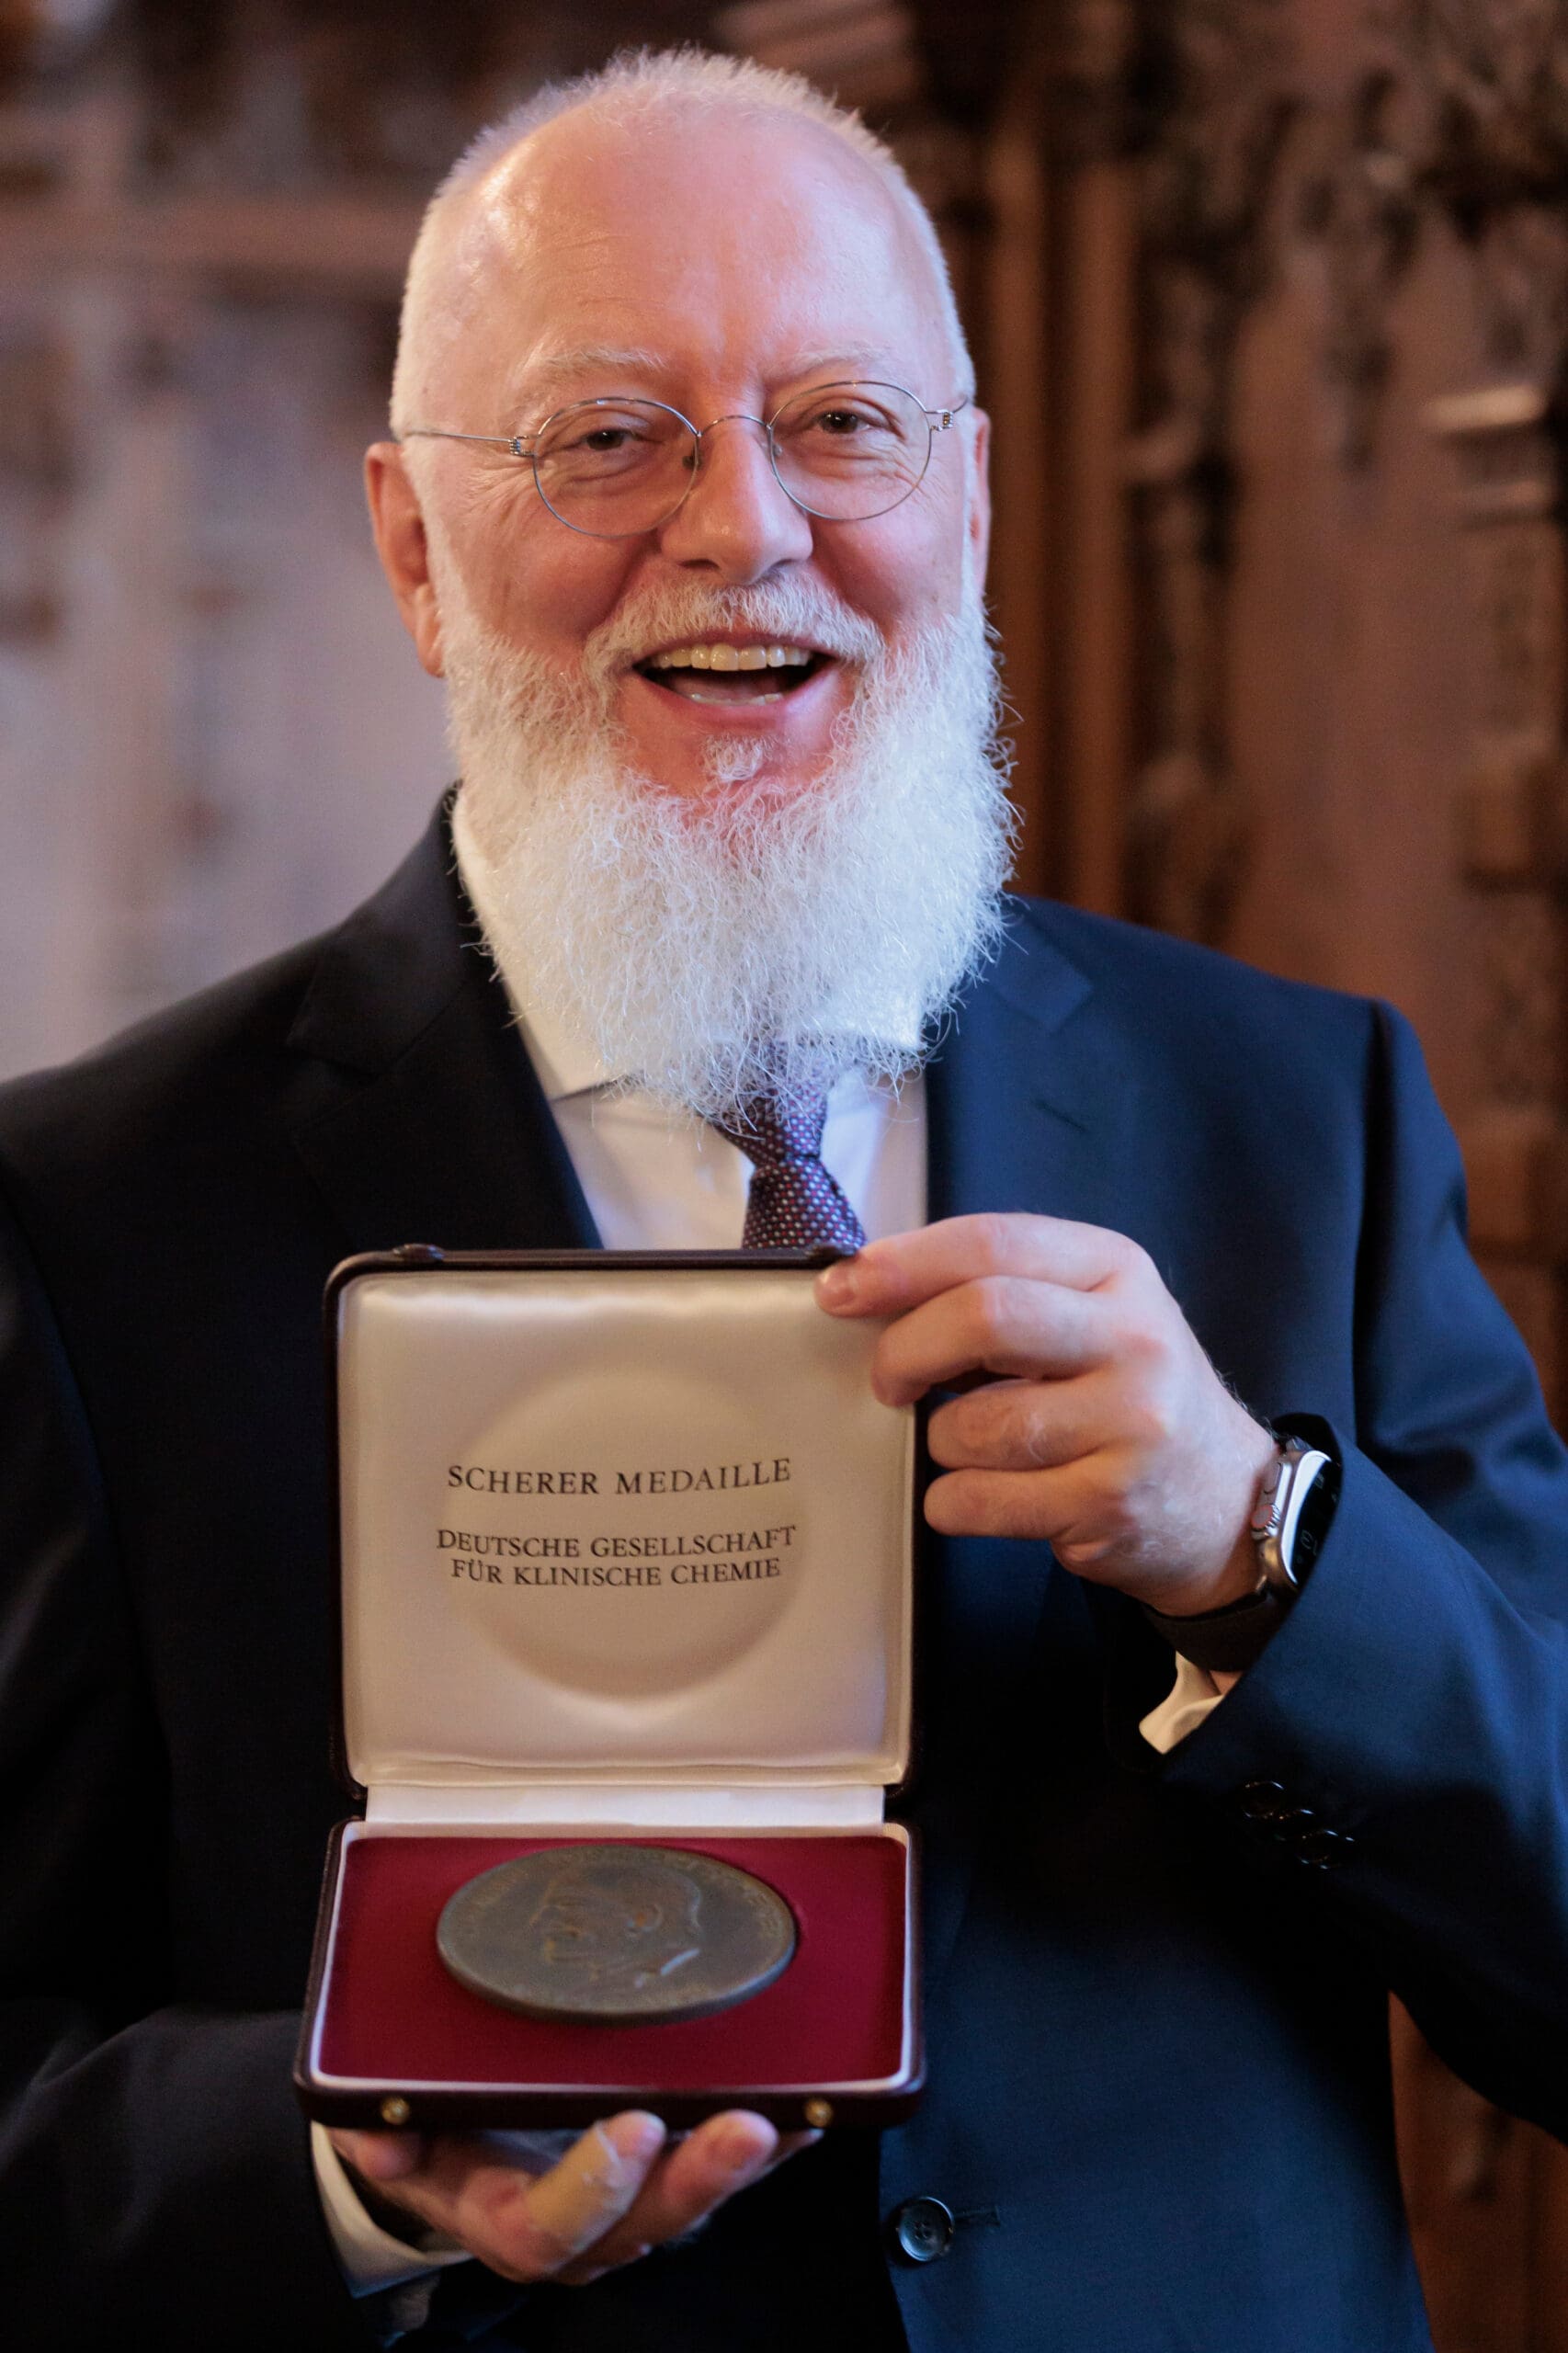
656, 414, 814, 583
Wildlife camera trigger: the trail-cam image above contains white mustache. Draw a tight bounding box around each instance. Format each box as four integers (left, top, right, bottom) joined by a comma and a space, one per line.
582, 581, 884, 689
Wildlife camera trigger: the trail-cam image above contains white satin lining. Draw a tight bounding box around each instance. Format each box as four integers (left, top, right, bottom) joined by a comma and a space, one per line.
338, 1267, 914, 1796
363, 1783, 887, 1828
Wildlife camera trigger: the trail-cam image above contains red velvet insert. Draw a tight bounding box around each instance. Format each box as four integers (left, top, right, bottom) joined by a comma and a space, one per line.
317, 1832, 908, 2088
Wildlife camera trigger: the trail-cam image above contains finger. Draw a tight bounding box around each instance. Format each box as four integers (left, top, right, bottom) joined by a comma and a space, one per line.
555, 2126, 820, 2287
410, 2112, 668, 2281
870, 1278, 1111, 1407
330, 2127, 428, 2183
923, 1457, 1127, 1553
927, 1374, 1111, 1472
816, 1214, 1141, 1317
552, 2110, 784, 2283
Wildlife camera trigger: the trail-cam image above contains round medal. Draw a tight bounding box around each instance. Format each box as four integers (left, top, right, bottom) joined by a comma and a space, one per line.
437, 1843, 798, 2025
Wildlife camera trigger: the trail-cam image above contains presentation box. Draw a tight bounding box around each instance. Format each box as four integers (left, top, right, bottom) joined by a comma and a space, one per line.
295, 1249, 923, 2131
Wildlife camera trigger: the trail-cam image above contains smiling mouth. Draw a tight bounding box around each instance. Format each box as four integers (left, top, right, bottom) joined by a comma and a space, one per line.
633, 642, 832, 706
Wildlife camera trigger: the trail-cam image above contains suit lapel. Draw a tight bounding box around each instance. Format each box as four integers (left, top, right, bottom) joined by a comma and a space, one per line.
284, 806, 599, 1256
926, 905, 1128, 1231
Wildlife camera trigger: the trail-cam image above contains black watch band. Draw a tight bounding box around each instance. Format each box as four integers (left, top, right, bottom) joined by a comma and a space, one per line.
1142, 1579, 1293, 1675
1141, 1438, 1342, 1675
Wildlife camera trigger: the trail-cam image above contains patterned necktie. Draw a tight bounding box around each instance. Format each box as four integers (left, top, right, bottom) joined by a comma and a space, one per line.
711, 1085, 868, 1252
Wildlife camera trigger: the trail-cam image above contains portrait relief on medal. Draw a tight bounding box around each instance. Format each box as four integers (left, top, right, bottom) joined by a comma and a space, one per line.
525, 1850, 706, 1995
437, 1845, 798, 2026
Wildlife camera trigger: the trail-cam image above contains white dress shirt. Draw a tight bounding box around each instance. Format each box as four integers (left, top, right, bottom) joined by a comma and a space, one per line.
312, 806, 1220, 2301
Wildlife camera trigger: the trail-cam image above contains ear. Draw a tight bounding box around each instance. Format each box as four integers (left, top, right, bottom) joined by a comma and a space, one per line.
365, 442, 445, 677
965, 407, 993, 587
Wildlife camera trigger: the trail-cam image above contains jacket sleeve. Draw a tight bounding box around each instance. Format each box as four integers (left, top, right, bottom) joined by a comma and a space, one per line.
1156, 1000, 1568, 2142
0, 1188, 374, 2350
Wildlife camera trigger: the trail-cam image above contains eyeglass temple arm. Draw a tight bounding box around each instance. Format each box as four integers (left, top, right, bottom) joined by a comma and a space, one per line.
398, 428, 520, 449
926, 397, 971, 430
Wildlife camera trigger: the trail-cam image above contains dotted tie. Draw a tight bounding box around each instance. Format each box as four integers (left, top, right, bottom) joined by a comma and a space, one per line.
711, 1086, 868, 1252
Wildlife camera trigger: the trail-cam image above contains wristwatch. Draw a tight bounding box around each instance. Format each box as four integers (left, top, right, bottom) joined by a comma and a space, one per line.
1142, 1434, 1341, 1675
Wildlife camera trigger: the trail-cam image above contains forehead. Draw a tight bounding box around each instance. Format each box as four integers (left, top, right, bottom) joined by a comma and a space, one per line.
446, 108, 948, 412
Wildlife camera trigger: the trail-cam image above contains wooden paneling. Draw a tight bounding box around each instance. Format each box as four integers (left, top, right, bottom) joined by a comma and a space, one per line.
1055, 151, 1137, 914
1022, 6, 1568, 2345
978, 64, 1054, 895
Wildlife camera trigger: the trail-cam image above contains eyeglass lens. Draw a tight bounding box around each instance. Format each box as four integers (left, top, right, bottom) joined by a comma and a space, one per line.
528, 382, 933, 536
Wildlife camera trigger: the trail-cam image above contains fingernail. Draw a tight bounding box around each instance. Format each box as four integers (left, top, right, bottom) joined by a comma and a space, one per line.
718, 2122, 775, 2173
604, 2111, 665, 2164
815, 1258, 859, 1310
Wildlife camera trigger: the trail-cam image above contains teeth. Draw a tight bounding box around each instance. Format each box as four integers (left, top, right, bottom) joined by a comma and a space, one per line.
646, 643, 815, 671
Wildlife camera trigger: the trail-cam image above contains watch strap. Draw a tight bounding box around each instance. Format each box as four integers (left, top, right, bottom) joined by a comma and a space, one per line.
1141, 1436, 1341, 1674
1142, 1580, 1293, 1675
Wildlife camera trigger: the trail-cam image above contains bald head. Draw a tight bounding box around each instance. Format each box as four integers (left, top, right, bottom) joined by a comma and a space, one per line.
391, 48, 971, 438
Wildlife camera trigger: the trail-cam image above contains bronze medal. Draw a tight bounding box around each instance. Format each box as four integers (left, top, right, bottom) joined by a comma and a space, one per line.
437, 1843, 798, 2025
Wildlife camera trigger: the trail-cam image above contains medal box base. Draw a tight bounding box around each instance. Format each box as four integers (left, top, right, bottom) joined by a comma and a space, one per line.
296, 1822, 921, 2131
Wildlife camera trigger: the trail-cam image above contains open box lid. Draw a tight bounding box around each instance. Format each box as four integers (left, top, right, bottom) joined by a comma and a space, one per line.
330, 1251, 915, 1808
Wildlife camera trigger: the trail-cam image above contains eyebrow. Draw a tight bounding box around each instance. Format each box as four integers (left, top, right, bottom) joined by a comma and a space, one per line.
506, 341, 909, 418
509, 346, 670, 411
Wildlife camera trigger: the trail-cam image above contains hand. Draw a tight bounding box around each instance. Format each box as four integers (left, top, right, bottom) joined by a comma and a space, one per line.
329, 2109, 812, 2287
816, 1213, 1276, 1616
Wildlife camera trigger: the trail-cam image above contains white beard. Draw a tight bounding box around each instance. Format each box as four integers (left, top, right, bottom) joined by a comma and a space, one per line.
439, 570, 1016, 1123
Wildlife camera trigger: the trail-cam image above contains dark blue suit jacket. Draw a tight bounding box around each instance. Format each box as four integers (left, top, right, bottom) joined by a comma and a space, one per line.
1, 807, 1564, 2351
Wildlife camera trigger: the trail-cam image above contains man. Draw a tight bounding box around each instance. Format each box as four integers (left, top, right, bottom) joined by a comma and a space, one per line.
3, 45, 1567, 2352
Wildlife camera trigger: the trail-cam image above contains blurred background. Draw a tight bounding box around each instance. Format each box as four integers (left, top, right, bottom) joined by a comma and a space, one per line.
2, 0, 1564, 2339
